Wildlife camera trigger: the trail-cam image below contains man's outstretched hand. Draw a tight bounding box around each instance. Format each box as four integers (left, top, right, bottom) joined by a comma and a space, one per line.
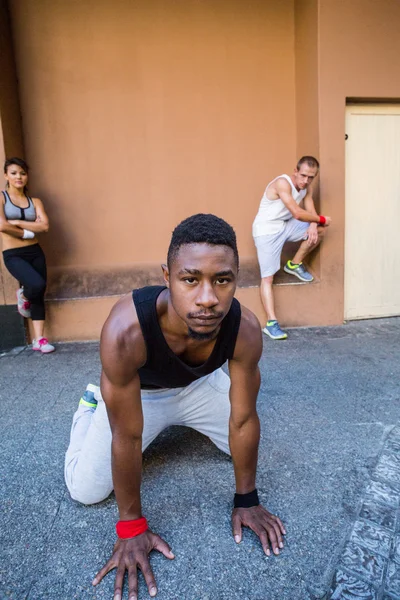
232, 505, 286, 556
93, 530, 174, 600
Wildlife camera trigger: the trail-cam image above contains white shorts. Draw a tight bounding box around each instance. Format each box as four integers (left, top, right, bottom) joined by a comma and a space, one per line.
254, 219, 310, 277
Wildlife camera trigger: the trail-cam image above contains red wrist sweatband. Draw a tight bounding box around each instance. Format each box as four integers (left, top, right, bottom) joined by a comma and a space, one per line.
319, 215, 326, 225
116, 517, 148, 539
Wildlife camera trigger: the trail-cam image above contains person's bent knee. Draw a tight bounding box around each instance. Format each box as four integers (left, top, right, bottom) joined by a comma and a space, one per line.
65, 471, 113, 505
67, 483, 112, 506
261, 274, 274, 284
32, 284, 46, 298
26, 284, 46, 301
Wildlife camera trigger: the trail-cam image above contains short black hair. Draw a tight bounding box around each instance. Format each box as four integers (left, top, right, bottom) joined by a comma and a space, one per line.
167, 213, 239, 269
297, 156, 319, 171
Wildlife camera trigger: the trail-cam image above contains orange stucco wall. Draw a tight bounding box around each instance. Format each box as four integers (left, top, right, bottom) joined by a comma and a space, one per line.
0, 0, 23, 160
9, 0, 296, 273
293, 0, 320, 280
3, 0, 400, 340
295, 0, 319, 161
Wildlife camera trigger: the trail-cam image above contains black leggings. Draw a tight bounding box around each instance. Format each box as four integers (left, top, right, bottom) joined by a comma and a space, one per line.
2, 243, 47, 321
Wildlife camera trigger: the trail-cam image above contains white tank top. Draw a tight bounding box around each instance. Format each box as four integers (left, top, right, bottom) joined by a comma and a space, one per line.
252, 174, 307, 236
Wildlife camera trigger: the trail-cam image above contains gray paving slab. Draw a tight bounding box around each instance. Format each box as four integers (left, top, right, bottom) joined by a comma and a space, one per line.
1, 317, 400, 600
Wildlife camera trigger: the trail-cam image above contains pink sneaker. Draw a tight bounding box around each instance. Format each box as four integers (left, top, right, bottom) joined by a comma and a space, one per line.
32, 337, 55, 354
16, 288, 31, 318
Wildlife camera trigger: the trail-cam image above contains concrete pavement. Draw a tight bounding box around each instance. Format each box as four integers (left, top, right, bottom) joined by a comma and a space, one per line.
1, 317, 400, 600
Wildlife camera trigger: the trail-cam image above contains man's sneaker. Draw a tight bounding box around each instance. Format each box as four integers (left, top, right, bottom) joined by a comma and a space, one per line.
32, 337, 55, 354
284, 260, 314, 282
16, 288, 31, 318
79, 384, 98, 409
263, 321, 288, 340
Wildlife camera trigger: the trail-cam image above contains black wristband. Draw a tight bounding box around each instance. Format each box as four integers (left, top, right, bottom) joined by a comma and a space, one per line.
234, 488, 260, 508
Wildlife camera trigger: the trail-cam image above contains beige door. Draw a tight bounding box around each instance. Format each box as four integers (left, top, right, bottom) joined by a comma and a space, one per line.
345, 104, 400, 320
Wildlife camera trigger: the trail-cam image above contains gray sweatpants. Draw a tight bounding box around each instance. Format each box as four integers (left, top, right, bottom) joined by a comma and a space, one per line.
64, 368, 231, 505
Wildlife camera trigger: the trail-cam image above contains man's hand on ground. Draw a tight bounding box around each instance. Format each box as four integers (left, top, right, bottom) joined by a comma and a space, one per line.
92, 530, 174, 600
232, 505, 286, 556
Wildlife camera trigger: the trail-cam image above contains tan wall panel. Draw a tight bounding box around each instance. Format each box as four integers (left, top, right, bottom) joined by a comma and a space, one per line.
345, 105, 400, 319
9, 0, 296, 276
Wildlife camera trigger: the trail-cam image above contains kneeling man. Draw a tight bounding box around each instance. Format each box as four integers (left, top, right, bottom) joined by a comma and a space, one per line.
65, 213, 285, 600
252, 156, 331, 340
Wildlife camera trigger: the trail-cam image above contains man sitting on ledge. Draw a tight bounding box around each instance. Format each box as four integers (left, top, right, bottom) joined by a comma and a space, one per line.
65, 213, 286, 600
252, 156, 331, 340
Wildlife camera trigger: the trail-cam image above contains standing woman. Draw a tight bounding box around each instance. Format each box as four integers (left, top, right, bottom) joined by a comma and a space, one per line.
0, 157, 55, 353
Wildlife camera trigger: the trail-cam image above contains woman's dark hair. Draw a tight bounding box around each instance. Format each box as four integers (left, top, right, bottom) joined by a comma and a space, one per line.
167, 213, 239, 269
4, 157, 29, 174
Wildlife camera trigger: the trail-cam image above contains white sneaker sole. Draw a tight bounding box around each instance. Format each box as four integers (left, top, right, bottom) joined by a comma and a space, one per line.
262, 327, 288, 340
32, 345, 55, 354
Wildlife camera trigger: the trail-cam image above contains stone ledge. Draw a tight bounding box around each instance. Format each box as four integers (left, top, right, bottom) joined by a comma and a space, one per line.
45, 259, 319, 300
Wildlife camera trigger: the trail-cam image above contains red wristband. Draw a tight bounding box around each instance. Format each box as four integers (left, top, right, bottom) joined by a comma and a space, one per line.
116, 517, 148, 539
319, 215, 326, 225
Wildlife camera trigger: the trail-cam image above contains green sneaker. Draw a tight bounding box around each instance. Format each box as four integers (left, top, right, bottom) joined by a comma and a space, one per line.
79, 384, 99, 408
263, 321, 288, 340
284, 260, 314, 282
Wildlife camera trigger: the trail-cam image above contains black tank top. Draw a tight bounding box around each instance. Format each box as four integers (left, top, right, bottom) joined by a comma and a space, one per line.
133, 286, 241, 389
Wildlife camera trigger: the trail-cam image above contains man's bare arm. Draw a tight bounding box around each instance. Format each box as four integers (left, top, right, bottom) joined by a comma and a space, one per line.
8, 198, 50, 233
276, 179, 330, 224
228, 309, 261, 495
94, 298, 174, 600
303, 186, 320, 244
0, 202, 25, 238
100, 299, 146, 519
229, 307, 286, 556
101, 371, 144, 520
